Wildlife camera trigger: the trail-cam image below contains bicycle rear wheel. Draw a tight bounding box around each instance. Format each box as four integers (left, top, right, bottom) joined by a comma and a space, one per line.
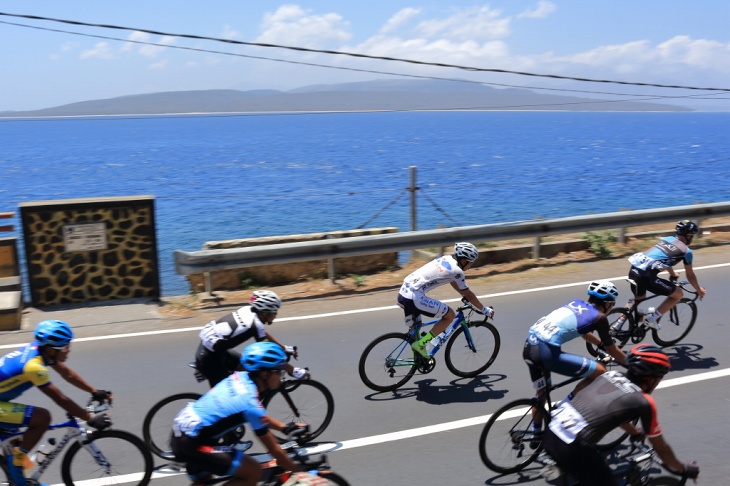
479, 398, 543, 474
652, 298, 697, 347
61, 429, 153, 486
444, 321, 500, 378
142, 392, 201, 460
262, 379, 334, 443
358, 332, 417, 392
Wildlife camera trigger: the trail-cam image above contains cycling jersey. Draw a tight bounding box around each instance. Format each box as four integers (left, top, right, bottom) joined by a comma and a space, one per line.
527, 300, 612, 347
0, 343, 52, 402
172, 371, 269, 443
199, 306, 267, 352
549, 370, 661, 446
399, 255, 468, 297
628, 236, 693, 274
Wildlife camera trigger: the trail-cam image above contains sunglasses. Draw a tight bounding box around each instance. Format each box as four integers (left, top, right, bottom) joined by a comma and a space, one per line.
52, 344, 71, 352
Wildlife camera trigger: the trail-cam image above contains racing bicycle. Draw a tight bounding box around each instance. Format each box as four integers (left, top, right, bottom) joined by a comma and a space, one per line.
358, 300, 500, 392
0, 396, 153, 486
587, 280, 699, 358
142, 364, 334, 460
479, 355, 632, 474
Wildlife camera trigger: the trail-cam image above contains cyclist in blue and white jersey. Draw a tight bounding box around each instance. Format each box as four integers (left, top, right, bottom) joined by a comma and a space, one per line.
0, 320, 112, 486
523, 281, 627, 435
626, 220, 706, 328
398, 242, 494, 358
171, 342, 304, 486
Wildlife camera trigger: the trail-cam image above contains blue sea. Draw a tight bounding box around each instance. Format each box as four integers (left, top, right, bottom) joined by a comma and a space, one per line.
1, 111, 729, 296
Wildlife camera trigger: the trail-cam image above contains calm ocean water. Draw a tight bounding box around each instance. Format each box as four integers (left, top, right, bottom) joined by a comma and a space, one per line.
2, 111, 729, 296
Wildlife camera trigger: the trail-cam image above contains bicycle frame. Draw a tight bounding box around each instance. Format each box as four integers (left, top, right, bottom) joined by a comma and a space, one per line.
0, 417, 108, 483
409, 304, 478, 358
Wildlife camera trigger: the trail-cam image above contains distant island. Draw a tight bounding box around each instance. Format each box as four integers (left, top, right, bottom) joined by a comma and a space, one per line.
0, 79, 691, 117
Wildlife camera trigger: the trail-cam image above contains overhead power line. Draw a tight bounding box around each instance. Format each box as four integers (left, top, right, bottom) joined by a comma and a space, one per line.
1, 11, 729, 93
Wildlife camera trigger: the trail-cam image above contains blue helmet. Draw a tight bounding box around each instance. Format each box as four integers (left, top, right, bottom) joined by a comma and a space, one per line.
240, 342, 287, 372
35, 320, 74, 347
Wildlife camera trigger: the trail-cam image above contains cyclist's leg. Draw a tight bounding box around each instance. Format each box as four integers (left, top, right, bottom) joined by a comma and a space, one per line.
0, 402, 50, 464
547, 348, 597, 397
644, 277, 681, 324
171, 433, 255, 484
413, 292, 453, 338
523, 338, 551, 430
196, 344, 235, 387
544, 430, 614, 486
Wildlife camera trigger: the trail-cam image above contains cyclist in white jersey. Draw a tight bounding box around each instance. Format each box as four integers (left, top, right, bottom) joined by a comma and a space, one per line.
398, 242, 494, 357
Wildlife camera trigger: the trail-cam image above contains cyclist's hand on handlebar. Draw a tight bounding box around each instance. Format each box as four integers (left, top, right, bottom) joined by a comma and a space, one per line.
682, 461, 699, 480
283, 345, 299, 359
92, 389, 113, 405
482, 306, 494, 319
88, 412, 112, 430
282, 422, 309, 439
629, 432, 645, 445
292, 367, 310, 380
669, 275, 679, 284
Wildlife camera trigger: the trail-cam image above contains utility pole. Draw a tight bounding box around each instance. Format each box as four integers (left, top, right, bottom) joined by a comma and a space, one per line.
409, 166, 418, 231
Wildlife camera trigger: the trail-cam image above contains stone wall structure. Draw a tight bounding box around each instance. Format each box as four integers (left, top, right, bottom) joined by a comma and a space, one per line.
20, 196, 159, 306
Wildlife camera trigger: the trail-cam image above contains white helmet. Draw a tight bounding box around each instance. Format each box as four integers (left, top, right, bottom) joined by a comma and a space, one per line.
453, 242, 479, 262
587, 280, 618, 301
249, 290, 282, 312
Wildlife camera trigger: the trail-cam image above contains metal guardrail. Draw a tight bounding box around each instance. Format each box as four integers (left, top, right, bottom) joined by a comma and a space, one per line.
174, 202, 730, 276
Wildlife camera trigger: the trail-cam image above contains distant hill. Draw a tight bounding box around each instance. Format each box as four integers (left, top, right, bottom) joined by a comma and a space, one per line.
0, 79, 691, 117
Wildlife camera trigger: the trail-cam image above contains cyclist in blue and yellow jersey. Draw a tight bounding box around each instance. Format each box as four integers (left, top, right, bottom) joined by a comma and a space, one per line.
398, 242, 494, 358
523, 280, 627, 436
195, 290, 309, 387
626, 220, 706, 328
544, 345, 699, 486
171, 342, 305, 486
0, 320, 112, 486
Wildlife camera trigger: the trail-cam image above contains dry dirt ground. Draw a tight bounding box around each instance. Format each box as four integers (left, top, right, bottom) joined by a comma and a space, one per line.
160, 220, 730, 317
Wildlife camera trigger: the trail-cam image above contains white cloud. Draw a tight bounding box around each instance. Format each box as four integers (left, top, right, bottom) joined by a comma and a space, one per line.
380, 8, 421, 34
518, 1, 556, 19
256, 5, 351, 48
80, 42, 114, 59
415, 6, 510, 41
656, 35, 730, 71
148, 59, 169, 70
220, 25, 240, 40
122, 31, 176, 57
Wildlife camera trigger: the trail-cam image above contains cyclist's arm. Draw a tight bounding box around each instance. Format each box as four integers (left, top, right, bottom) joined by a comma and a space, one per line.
453, 285, 486, 311
38, 382, 93, 421
50, 361, 97, 394
257, 429, 303, 473
683, 263, 706, 299
648, 434, 687, 476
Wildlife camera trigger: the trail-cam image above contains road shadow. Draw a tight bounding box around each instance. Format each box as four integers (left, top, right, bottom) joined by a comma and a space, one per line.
662, 343, 718, 371
362, 373, 508, 402
483, 463, 550, 485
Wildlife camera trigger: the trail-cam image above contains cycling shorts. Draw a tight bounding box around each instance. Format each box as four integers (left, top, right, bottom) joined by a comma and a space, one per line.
628, 267, 677, 297
195, 344, 241, 388
0, 402, 35, 427
543, 429, 614, 486
397, 292, 449, 323
523, 336, 596, 390
170, 432, 244, 477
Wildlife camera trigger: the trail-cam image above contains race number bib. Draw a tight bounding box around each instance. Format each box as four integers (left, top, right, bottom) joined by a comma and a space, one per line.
548, 403, 588, 444
172, 404, 202, 437
531, 317, 560, 341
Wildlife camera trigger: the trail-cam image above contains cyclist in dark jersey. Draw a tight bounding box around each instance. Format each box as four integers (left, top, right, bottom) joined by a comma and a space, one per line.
543, 344, 699, 485
626, 220, 706, 328
172, 342, 305, 486
195, 290, 308, 387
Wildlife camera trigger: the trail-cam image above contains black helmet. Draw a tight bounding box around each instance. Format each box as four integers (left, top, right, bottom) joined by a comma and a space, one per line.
626, 344, 671, 377
675, 220, 699, 236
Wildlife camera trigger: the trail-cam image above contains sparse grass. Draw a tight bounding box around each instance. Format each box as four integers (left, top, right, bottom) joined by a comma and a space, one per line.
582, 231, 616, 259
348, 274, 367, 287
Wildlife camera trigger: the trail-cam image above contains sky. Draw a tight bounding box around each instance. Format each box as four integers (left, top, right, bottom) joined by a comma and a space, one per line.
1, 1, 729, 112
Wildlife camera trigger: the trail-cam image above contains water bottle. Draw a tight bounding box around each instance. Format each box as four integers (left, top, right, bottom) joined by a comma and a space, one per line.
31, 438, 55, 466
612, 298, 633, 330
428, 332, 446, 352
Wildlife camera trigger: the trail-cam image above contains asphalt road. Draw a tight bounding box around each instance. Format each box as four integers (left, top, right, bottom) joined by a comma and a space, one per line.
3, 255, 728, 485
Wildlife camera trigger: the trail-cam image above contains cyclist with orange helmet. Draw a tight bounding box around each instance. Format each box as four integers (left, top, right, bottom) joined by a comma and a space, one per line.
544, 344, 699, 485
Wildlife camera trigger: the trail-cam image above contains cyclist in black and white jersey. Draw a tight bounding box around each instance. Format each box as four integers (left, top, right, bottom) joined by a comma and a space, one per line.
544, 344, 699, 485
195, 290, 308, 387
626, 220, 706, 328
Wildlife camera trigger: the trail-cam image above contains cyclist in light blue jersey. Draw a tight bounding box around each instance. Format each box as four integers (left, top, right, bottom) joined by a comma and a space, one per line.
171, 342, 304, 486
626, 220, 706, 328
523, 281, 627, 435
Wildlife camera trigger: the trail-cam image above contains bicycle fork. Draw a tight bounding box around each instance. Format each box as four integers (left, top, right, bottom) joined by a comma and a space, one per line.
79, 432, 113, 474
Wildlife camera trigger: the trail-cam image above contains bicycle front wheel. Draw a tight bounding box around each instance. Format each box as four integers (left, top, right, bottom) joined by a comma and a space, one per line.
652, 298, 697, 347
358, 332, 417, 392
61, 429, 153, 486
262, 379, 334, 443
142, 392, 201, 460
479, 398, 543, 474
445, 321, 500, 378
